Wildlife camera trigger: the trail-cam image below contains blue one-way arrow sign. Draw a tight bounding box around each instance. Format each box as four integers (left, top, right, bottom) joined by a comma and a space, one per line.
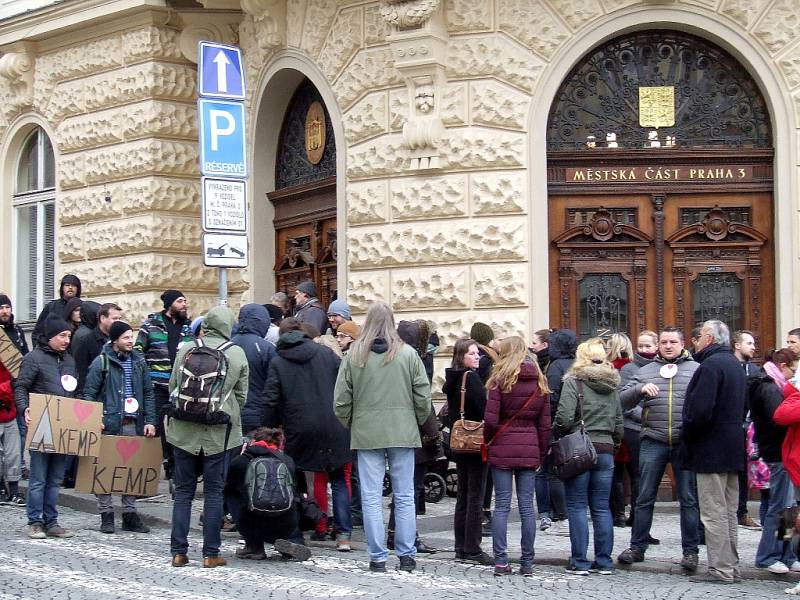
198, 41, 245, 100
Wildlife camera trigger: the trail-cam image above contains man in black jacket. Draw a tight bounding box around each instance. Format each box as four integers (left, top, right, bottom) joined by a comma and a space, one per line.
31, 274, 82, 341
681, 319, 746, 584
293, 281, 328, 336
72, 302, 123, 396
231, 304, 276, 435
15, 314, 78, 540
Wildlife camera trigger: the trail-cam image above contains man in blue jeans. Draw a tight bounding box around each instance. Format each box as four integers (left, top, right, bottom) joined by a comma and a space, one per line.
617, 328, 701, 571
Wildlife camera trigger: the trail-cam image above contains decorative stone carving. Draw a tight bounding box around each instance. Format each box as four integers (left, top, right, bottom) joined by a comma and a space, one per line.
117, 254, 249, 292
66, 257, 126, 294
391, 266, 467, 309
365, 3, 391, 45
348, 128, 524, 178
347, 180, 389, 225
123, 101, 198, 140
779, 46, 800, 90
240, 0, 285, 49
34, 36, 122, 96
548, 0, 603, 31
319, 7, 363, 82
472, 264, 527, 306
348, 217, 526, 267
471, 171, 526, 214
345, 91, 388, 144
333, 48, 403, 110
58, 226, 85, 263
82, 215, 201, 259
441, 83, 466, 125
380, 0, 441, 28
389, 88, 409, 130
348, 271, 390, 314
444, 0, 492, 32
447, 36, 543, 93
753, 0, 799, 55
299, 0, 338, 58
123, 26, 184, 62
719, 0, 770, 29
600, 0, 641, 8
181, 22, 240, 63
56, 107, 123, 153
470, 80, 529, 130
0, 46, 34, 112
41, 78, 84, 121
391, 174, 467, 220
496, 0, 569, 60
285, 0, 306, 48
61, 178, 200, 225
61, 139, 199, 189
83, 63, 197, 112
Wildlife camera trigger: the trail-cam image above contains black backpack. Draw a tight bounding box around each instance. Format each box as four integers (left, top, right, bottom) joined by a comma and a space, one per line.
171, 339, 234, 425
245, 450, 295, 514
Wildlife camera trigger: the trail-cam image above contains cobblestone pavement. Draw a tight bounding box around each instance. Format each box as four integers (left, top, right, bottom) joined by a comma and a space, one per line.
0, 502, 793, 600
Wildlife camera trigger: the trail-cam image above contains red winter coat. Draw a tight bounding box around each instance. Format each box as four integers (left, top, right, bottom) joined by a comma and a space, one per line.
774, 382, 800, 485
483, 361, 551, 470
0, 361, 16, 423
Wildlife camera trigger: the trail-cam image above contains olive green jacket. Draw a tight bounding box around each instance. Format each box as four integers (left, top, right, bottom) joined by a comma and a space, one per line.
167, 306, 249, 456
334, 341, 430, 450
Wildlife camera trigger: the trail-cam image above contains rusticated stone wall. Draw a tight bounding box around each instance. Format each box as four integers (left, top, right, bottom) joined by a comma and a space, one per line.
0, 15, 248, 327
239, 0, 800, 388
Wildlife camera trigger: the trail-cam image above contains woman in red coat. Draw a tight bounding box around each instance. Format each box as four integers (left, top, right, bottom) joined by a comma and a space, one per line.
484, 336, 551, 577
772, 351, 800, 486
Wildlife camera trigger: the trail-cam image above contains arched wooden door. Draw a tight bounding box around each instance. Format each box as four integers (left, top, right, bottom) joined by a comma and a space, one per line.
547, 31, 775, 358
268, 79, 338, 310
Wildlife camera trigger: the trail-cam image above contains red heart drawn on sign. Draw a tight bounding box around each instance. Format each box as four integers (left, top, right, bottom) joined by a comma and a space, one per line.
72, 401, 94, 424
116, 438, 141, 465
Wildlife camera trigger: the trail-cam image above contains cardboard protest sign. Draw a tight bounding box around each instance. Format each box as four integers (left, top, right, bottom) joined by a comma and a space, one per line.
0, 327, 23, 378
75, 435, 161, 497
25, 394, 102, 457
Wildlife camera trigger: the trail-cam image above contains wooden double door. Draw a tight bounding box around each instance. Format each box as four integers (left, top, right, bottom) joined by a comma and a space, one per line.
548, 155, 775, 358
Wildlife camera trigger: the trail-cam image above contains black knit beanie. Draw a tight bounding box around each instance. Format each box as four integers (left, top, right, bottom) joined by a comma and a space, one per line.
161, 289, 185, 310
109, 321, 133, 343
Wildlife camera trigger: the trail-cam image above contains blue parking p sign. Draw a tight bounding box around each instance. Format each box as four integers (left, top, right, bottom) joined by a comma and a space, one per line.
199, 99, 247, 178
198, 42, 245, 100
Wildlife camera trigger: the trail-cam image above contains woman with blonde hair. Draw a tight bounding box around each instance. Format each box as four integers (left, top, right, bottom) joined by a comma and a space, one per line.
484, 336, 551, 577
334, 301, 431, 573
555, 337, 623, 575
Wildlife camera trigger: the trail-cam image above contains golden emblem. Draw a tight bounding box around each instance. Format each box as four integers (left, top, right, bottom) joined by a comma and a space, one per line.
305, 101, 326, 165
638, 86, 675, 128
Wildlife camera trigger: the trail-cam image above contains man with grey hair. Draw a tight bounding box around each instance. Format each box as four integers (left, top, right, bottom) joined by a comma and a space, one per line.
270, 292, 289, 318
681, 320, 746, 584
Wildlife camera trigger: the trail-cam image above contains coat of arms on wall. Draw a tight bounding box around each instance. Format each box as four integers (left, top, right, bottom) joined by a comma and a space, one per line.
305, 101, 326, 165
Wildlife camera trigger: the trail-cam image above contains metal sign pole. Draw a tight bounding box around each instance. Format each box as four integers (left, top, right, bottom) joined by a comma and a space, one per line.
219, 267, 228, 306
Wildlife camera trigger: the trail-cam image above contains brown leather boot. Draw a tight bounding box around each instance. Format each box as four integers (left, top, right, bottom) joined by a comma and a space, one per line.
203, 556, 227, 568
171, 554, 189, 567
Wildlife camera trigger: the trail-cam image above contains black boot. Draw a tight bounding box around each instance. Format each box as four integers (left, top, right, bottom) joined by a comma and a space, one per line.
122, 512, 150, 533
387, 530, 395, 550
100, 512, 115, 534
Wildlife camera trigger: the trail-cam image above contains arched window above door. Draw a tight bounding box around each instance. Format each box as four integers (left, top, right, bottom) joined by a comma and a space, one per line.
274, 79, 336, 190
547, 30, 772, 151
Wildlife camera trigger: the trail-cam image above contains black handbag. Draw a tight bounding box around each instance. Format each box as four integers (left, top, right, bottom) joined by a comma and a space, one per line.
549, 380, 597, 480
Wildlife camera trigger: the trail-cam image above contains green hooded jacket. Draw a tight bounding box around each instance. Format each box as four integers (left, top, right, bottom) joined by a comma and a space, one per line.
167, 306, 249, 455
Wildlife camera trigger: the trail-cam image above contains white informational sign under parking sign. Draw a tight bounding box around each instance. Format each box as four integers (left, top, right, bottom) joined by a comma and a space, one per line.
202, 178, 247, 233
203, 232, 248, 268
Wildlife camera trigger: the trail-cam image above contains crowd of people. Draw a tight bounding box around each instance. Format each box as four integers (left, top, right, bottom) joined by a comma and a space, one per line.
2, 274, 800, 583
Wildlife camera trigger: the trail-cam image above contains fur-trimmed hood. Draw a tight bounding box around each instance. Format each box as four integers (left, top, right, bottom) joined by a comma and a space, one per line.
565, 363, 620, 394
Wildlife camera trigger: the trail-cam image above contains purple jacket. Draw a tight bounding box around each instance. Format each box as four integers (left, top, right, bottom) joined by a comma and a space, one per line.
483, 361, 551, 470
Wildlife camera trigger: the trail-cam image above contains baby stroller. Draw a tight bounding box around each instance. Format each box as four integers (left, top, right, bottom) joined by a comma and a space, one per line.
437, 401, 459, 498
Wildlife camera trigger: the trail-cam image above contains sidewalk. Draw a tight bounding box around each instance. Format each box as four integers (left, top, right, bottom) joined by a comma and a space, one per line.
25, 480, 800, 584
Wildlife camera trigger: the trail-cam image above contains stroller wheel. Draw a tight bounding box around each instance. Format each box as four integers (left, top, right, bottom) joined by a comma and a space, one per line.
445, 468, 458, 498
424, 472, 446, 503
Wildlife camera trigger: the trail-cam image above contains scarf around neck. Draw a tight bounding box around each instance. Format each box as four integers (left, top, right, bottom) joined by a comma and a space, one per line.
764, 360, 788, 389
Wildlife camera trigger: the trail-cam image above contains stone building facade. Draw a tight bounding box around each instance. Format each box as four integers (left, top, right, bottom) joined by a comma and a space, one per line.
0, 0, 798, 383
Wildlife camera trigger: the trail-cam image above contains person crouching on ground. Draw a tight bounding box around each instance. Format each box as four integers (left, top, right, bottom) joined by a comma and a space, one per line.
83, 321, 156, 534
224, 427, 311, 562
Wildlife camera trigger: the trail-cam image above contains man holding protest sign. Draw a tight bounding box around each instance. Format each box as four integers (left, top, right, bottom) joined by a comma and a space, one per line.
83, 321, 156, 534
0, 294, 28, 504
14, 314, 78, 539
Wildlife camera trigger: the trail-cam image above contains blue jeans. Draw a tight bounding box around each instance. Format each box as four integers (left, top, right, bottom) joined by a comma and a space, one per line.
631, 438, 699, 553
26, 450, 67, 527
16, 413, 26, 469
564, 452, 615, 570
358, 448, 415, 562
492, 468, 536, 566
329, 466, 352, 536
535, 469, 550, 518
170, 447, 229, 558
755, 462, 797, 567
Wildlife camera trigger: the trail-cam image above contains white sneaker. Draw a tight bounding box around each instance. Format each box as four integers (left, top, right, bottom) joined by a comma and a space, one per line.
790, 561, 800, 573
767, 562, 790, 574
